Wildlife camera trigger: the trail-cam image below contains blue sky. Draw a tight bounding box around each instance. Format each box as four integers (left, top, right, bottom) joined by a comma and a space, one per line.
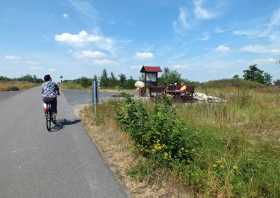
1, 0, 280, 81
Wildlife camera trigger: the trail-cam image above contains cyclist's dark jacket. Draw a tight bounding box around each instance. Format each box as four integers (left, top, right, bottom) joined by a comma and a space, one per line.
41, 81, 59, 98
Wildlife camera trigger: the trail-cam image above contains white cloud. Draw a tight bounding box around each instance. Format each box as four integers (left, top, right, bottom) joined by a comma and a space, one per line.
76, 50, 107, 60
62, 13, 69, 19
233, 30, 256, 37
215, 27, 225, 33
74, 50, 116, 65
4, 55, 21, 60
215, 45, 231, 53
193, 0, 215, 20
55, 30, 114, 51
250, 58, 277, 65
68, 0, 98, 20
240, 45, 280, 54
265, 8, 280, 35
94, 59, 117, 65
135, 52, 154, 60
233, 8, 280, 40
173, 7, 189, 33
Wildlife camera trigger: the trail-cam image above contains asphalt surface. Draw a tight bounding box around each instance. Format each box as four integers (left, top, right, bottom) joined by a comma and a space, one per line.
0, 91, 21, 102
63, 89, 114, 106
0, 87, 127, 198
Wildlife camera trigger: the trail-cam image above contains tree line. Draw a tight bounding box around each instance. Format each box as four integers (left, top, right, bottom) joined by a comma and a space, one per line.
64, 69, 136, 89
100, 69, 135, 89
0, 74, 43, 83
233, 64, 280, 86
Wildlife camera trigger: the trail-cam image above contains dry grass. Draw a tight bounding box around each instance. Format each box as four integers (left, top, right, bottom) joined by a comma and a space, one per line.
80, 105, 192, 198
178, 87, 280, 142
0, 81, 37, 91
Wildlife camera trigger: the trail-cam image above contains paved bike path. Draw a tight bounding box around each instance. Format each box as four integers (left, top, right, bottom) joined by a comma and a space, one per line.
0, 87, 127, 198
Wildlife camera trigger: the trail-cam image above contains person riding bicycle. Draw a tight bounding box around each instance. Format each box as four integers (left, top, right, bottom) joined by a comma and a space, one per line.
41, 74, 60, 123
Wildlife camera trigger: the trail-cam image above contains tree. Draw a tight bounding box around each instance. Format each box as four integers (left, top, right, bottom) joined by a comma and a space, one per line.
79, 77, 92, 88
0, 76, 11, 81
126, 76, 136, 89
232, 74, 240, 79
274, 79, 280, 86
243, 65, 265, 84
119, 74, 127, 88
158, 68, 182, 85
264, 73, 272, 85
110, 72, 118, 87
100, 69, 109, 87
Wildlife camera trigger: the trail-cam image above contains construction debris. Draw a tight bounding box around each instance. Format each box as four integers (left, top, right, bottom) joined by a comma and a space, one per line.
193, 92, 224, 103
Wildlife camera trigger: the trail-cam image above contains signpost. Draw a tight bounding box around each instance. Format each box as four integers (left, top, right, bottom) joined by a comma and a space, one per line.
60, 75, 63, 83
92, 78, 99, 114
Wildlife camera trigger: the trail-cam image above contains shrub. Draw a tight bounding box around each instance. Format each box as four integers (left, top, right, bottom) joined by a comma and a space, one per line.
115, 96, 200, 165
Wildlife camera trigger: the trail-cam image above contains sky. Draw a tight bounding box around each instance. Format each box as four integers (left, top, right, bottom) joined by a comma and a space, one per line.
1, 0, 280, 82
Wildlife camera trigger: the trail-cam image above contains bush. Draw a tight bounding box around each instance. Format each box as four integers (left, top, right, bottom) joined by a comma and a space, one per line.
115, 96, 200, 165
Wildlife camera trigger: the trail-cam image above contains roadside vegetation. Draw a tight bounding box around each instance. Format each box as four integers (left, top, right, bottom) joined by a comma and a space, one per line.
87, 86, 280, 197
81, 65, 280, 197
0, 75, 42, 91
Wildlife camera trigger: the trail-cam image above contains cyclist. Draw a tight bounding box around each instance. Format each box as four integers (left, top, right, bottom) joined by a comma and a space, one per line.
41, 74, 60, 123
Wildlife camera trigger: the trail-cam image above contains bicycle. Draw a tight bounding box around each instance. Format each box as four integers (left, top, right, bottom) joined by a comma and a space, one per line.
43, 103, 56, 131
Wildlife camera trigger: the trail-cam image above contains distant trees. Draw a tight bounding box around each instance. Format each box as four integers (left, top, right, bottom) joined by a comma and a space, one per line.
0, 76, 11, 81
0, 74, 43, 83
63, 69, 136, 89
274, 79, 280, 86
242, 64, 272, 85
100, 69, 109, 87
158, 68, 182, 85
243, 65, 265, 84
232, 74, 240, 79
75, 77, 92, 88
263, 73, 272, 85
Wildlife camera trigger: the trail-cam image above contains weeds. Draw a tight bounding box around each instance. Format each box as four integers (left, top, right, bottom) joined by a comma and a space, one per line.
113, 93, 280, 197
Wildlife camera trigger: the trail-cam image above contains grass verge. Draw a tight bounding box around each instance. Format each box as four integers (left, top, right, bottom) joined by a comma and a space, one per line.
80, 86, 280, 197
0, 81, 37, 91
80, 103, 192, 197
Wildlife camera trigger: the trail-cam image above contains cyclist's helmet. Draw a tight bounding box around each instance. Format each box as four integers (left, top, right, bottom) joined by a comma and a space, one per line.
44, 74, 51, 82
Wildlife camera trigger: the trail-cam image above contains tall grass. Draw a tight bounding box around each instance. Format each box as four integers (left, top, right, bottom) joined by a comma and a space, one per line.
95, 86, 280, 197
178, 87, 280, 141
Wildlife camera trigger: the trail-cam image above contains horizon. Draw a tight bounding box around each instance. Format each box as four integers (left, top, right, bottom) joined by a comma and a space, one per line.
1, 0, 280, 82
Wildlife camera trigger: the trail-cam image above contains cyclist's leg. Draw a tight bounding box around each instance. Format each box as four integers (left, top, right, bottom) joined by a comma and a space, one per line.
51, 97, 57, 114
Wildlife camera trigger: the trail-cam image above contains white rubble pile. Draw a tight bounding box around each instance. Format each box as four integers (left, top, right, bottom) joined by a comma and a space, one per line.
193, 92, 224, 103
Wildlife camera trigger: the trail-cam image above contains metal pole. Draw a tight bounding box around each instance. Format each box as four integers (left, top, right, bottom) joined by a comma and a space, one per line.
92, 79, 98, 115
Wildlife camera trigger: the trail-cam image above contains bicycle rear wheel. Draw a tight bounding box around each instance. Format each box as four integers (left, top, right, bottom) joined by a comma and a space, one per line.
46, 105, 52, 131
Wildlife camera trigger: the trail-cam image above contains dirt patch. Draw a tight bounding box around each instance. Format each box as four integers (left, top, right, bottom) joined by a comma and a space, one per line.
79, 105, 192, 198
